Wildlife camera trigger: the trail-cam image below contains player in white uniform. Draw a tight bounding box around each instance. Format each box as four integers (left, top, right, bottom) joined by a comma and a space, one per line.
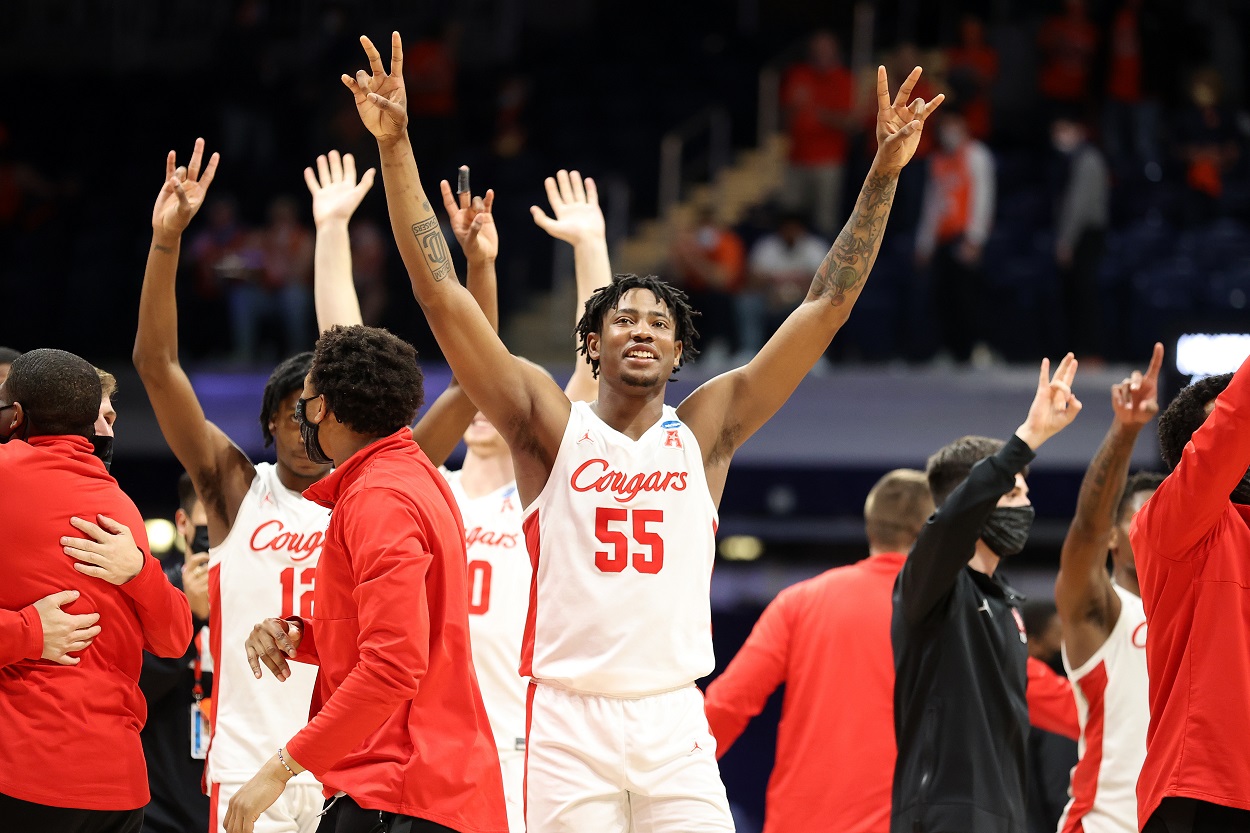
1054, 344, 1164, 833
313, 152, 610, 832
344, 33, 939, 831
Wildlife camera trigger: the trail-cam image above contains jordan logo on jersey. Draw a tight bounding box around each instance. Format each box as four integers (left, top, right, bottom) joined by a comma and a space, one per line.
577, 430, 594, 445
249, 520, 325, 563
571, 458, 689, 503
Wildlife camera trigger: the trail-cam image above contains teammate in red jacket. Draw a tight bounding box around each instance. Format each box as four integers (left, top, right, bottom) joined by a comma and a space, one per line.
705, 469, 934, 833
1131, 352, 1250, 832
0, 348, 193, 833
228, 325, 507, 833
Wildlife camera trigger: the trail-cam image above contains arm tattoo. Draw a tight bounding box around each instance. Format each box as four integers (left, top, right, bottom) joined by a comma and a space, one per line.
809, 171, 897, 307
153, 243, 175, 254
411, 215, 453, 282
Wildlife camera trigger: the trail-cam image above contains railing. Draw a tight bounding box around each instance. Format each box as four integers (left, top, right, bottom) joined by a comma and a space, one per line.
657, 106, 732, 217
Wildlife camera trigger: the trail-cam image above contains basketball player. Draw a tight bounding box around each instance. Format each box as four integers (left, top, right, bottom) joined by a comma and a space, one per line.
313, 156, 610, 832
344, 31, 940, 831
1132, 353, 1250, 832
704, 469, 935, 833
1053, 344, 1163, 833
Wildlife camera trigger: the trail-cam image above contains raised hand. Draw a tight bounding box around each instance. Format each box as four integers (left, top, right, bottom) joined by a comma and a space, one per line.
874, 66, 944, 174
342, 32, 408, 142
33, 590, 101, 665
152, 138, 219, 238
1017, 353, 1083, 450
61, 515, 145, 585
531, 170, 605, 247
439, 167, 498, 263
1111, 342, 1163, 428
304, 150, 376, 228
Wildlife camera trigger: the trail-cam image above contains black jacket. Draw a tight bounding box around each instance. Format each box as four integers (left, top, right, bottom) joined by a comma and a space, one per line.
891, 436, 1035, 833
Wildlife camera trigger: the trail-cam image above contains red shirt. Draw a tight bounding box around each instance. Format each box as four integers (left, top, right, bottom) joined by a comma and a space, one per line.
705, 553, 905, 833
704, 553, 1078, 833
1131, 353, 1250, 827
783, 64, 854, 166
0, 435, 193, 810
285, 429, 507, 832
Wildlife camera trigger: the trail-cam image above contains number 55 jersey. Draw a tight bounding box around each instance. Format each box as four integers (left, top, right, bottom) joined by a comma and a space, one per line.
206, 462, 330, 787
521, 401, 717, 696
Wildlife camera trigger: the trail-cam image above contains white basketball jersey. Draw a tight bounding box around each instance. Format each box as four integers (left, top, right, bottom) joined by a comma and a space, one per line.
442, 469, 530, 752
1058, 584, 1149, 833
206, 463, 330, 785
521, 402, 717, 696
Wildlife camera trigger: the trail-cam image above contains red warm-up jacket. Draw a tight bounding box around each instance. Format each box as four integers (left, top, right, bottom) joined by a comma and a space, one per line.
0, 435, 193, 810
1131, 352, 1250, 827
285, 429, 507, 833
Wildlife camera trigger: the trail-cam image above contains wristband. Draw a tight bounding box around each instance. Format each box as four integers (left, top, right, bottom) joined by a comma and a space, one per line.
277, 747, 296, 778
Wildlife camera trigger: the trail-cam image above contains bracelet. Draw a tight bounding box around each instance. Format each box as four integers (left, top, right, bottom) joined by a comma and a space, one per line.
277, 747, 296, 778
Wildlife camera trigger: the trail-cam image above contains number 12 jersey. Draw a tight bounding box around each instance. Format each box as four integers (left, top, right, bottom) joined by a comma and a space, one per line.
521, 402, 717, 696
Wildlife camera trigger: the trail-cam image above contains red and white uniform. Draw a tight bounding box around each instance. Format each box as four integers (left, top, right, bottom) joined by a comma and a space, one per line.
1058, 584, 1149, 833
444, 469, 529, 832
207, 462, 328, 833
522, 402, 732, 832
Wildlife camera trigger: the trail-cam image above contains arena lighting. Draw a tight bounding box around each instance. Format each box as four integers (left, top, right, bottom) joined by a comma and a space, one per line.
1174, 332, 1250, 382
144, 518, 178, 555
719, 535, 764, 562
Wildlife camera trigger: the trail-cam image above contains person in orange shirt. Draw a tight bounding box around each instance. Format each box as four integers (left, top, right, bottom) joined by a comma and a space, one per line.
946, 16, 998, 140
705, 469, 934, 833
781, 31, 857, 237
1038, 0, 1099, 110
670, 207, 746, 363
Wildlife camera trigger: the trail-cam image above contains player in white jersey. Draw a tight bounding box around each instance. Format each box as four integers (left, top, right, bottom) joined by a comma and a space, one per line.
134, 141, 474, 833
1054, 344, 1164, 833
344, 32, 940, 831
313, 155, 610, 832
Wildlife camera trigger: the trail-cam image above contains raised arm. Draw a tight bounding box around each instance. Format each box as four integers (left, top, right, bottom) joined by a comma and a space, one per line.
409, 170, 502, 465
307, 150, 377, 332
679, 67, 943, 485
898, 356, 1082, 624
1056, 344, 1161, 667
132, 140, 254, 544
343, 33, 568, 499
530, 169, 612, 402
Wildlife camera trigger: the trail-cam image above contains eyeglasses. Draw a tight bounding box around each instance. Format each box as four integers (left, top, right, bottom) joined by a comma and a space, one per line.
294, 395, 322, 423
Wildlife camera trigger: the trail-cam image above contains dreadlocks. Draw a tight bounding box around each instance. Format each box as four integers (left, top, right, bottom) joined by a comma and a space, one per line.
574, 274, 700, 379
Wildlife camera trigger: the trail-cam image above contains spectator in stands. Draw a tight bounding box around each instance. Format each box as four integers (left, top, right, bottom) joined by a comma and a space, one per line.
671, 206, 746, 364
781, 31, 856, 237
916, 109, 995, 363
705, 469, 934, 833
349, 217, 389, 328
743, 212, 828, 353
404, 21, 460, 170
0, 347, 19, 386
1052, 113, 1109, 362
946, 15, 999, 141
1037, 0, 1099, 115
258, 195, 315, 357
1103, 0, 1163, 180
1022, 600, 1079, 833
139, 473, 212, 833
1176, 68, 1241, 227
188, 196, 263, 361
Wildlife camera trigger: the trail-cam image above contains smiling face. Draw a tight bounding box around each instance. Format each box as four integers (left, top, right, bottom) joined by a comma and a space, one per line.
586, 288, 683, 391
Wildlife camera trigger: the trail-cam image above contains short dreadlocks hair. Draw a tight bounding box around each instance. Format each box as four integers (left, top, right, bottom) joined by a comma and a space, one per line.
1158, 372, 1233, 471
1116, 471, 1164, 524
575, 274, 700, 379
310, 325, 424, 437
4, 348, 101, 438
260, 352, 314, 448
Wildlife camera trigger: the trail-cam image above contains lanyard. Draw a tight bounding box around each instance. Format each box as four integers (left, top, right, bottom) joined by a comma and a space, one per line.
192, 631, 205, 704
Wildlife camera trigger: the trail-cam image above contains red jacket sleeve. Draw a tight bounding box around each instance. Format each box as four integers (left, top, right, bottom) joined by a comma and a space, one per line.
120, 553, 194, 658
1026, 656, 1079, 740
0, 606, 43, 668
1136, 352, 1250, 557
704, 589, 792, 758
285, 487, 432, 776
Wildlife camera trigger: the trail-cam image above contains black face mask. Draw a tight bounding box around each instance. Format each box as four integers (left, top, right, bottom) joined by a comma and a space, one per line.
190, 524, 210, 555
90, 434, 114, 472
295, 396, 333, 466
982, 505, 1035, 558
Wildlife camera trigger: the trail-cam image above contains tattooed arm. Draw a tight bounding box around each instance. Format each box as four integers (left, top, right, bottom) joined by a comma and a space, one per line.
679, 67, 943, 503
1055, 343, 1162, 669
343, 32, 570, 503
